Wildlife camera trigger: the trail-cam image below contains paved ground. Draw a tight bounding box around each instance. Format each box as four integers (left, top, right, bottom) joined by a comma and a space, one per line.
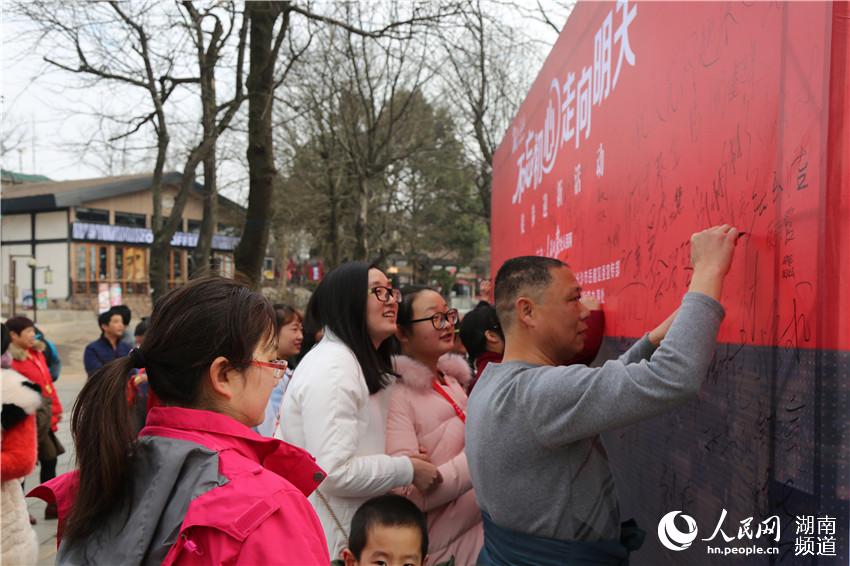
17, 312, 102, 564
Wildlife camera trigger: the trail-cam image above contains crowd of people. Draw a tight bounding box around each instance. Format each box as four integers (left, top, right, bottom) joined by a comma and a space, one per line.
0, 224, 739, 565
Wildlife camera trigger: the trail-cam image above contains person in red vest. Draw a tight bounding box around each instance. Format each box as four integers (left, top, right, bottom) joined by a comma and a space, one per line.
5, 316, 64, 520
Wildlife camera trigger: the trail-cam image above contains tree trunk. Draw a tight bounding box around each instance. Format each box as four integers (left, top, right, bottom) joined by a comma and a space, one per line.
235, 2, 285, 288
149, 238, 169, 306
146, 87, 170, 305
148, 150, 171, 305
192, 153, 217, 276
151, 166, 200, 303
192, 47, 218, 276
326, 172, 341, 269
478, 163, 492, 233
353, 177, 369, 260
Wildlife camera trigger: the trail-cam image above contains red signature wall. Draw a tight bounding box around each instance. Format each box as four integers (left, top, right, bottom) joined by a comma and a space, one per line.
491, 1, 849, 352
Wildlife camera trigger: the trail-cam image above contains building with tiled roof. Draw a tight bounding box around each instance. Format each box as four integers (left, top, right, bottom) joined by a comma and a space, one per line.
1, 172, 244, 313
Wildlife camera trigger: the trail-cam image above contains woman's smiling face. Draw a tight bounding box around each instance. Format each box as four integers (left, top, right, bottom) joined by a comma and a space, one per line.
365, 268, 399, 348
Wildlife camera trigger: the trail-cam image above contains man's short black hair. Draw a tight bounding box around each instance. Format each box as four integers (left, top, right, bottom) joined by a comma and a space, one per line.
98, 309, 123, 329
112, 305, 131, 325
348, 494, 428, 560
494, 256, 568, 329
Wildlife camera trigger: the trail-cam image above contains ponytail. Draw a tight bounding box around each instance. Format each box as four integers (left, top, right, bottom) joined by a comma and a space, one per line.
62, 276, 277, 540
64, 356, 137, 541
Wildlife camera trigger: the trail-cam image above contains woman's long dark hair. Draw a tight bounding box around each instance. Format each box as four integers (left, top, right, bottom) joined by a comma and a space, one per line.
310, 261, 395, 394
296, 280, 327, 365
64, 277, 276, 541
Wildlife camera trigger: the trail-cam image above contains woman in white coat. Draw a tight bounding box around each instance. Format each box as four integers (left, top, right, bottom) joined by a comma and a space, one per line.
278, 262, 441, 559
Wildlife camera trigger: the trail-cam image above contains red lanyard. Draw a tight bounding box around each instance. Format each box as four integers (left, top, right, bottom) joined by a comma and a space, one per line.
432, 378, 466, 423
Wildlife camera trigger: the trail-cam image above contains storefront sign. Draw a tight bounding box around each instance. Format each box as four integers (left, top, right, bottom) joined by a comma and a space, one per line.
73, 222, 153, 244
72, 222, 240, 251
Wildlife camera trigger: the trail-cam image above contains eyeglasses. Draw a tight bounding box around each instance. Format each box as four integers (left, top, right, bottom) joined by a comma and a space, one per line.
369, 286, 402, 304
409, 308, 460, 330
250, 359, 288, 379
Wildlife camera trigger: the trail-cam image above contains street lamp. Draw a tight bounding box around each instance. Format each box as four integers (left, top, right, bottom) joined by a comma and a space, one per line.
7, 255, 35, 318
31, 265, 53, 324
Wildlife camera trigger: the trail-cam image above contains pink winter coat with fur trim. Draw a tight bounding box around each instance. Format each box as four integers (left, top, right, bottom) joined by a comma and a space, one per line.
387, 354, 483, 566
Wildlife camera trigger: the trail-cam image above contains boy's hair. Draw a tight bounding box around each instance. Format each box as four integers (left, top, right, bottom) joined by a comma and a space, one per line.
348, 494, 428, 560
98, 309, 120, 330
113, 304, 132, 325
5, 316, 35, 336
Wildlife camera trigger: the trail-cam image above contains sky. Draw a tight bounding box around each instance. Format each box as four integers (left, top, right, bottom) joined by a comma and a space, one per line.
0, 2, 571, 202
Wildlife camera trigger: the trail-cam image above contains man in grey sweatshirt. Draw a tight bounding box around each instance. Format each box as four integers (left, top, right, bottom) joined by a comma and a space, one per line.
466, 225, 739, 565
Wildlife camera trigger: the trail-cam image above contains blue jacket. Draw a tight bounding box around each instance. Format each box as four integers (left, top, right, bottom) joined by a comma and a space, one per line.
83, 336, 132, 377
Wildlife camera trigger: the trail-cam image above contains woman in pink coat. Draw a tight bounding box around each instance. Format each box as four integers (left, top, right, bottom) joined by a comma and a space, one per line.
388, 286, 484, 565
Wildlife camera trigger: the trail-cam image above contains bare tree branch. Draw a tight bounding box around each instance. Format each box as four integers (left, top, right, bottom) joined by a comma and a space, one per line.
536, 0, 562, 35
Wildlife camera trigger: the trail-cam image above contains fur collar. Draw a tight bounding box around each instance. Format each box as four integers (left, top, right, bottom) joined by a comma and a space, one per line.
7, 343, 28, 362
1, 368, 42, 415
7, 341, 44, 362
392, 353, 472, 391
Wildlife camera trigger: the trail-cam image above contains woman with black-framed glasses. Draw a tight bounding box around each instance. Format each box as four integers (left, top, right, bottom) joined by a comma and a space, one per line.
278, 262, 441, 558
387, 285, 484, 565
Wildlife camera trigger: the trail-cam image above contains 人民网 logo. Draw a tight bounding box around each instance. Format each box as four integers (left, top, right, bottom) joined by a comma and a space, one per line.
658, 511, 699, 551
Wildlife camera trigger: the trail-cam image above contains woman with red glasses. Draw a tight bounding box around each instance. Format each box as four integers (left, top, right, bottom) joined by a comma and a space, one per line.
278, 262, 441, 559
30, 277, 329, 565
387, 286, 483, 565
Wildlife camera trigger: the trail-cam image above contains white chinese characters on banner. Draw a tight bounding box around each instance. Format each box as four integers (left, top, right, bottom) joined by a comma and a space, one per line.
596, 143, 605, 177
575, 261, 621, 286
613, 0, 638, 88
576, 66, 593, 148
574, 164, 582, 195
593, 11, 613, 105
511, 1, 637, 207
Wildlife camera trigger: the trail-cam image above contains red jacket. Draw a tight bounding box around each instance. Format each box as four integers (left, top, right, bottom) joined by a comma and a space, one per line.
1, 369, 41, 481
10, 348, 61, 431
30, 407, 330, 565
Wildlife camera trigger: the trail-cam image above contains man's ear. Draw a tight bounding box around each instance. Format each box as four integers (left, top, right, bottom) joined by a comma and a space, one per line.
207, 356, 235, 400
515, 297, 536, 328
341, 548, 357, 566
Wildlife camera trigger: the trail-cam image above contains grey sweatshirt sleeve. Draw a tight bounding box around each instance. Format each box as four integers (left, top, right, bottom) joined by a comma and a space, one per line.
521, 292, 725, 447
618, 334, 657, 365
